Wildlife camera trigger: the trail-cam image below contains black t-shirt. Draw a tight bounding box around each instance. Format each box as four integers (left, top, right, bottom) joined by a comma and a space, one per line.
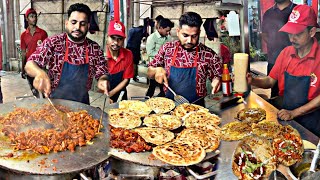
262, 3, 297, 64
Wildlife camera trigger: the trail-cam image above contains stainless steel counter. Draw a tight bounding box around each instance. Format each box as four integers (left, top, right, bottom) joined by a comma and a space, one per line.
215, 91, 319, 180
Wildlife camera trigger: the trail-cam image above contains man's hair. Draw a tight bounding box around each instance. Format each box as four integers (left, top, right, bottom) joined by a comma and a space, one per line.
179, 12, 203, 28
159, 18, 174, 29
67, 3, 92, 21
307, 26, 314, 31
155, 15, 164, 23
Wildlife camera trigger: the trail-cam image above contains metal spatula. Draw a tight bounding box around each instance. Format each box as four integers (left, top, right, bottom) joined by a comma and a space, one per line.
98, 93, 109, 133
47, 97, 69, 128
164, 83, 189, 105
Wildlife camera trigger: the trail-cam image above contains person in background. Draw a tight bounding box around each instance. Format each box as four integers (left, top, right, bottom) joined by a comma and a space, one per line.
20, 8, 48, 98
154, 15, 164, 29
25, 3, 108, 104
261, 0, 296, 98
247, 5, 320, 137
106, 20, 134, 102
126, 25, 146, 82
146, 18, 174, 98
148, 12, 222, 106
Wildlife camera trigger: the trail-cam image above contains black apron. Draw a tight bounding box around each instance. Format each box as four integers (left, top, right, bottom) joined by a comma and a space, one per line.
166, 43, 204, 106
282, 58, 320, 137
51, 38, 90, 104
108, 70, 128, 102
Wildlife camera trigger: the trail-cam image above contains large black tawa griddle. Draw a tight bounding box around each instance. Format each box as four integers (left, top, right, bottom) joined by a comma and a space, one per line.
0, 99, 110, 175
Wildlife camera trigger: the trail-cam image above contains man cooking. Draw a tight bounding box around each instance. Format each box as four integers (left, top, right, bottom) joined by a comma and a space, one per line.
25, 3, 108, 104
147, 12, 222, 107
106, 20, 134, 103
247, 5, 320, 137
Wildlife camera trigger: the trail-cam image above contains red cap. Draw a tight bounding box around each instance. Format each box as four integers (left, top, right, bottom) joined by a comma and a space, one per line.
25, 8, 37, 18
108, 20, 126, 38
279, 5, 319, 34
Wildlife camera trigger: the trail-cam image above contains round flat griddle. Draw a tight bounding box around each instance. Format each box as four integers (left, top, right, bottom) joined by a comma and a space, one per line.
109, 149, 220, 167
0, 99, 110, 175
107, 102, 220, 167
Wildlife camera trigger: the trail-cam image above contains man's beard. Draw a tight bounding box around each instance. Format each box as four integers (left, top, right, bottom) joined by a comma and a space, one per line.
179, 40, 199, 51
67, 30, 87, 42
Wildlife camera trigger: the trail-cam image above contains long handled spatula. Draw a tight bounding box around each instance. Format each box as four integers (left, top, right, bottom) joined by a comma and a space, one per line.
164, 83, 189, 105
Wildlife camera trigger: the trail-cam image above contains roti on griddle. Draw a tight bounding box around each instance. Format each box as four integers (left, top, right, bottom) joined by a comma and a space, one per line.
221, 121, 252, 141
183, 110, 221, 127
134, 127, 174, 145
145, 97, 175, 114
252, 120, 282, 139
108, 108, 141, 129
176, 128, 220, 152
152, 140, 206, 166
119, 100, 152, 117
173, 103, 208, 119
143, 114, 182, 130
236, 108, 266, 124
232, 135, 277, 180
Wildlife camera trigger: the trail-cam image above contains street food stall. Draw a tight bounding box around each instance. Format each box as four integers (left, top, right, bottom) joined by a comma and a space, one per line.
0, 0, 319, 179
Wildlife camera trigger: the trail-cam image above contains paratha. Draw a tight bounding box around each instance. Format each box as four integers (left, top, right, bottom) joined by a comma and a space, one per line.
145, 97, 175, 114
232, 135, 277, 180
152, 140, 206, 166
183, 110, 221, 128
143, 114, 182, 130
252, 120, 282, 139
272, 125, 304, 166
134, 127, 174, 145
176, 128, 220, 152
221, 121, 252, 141
119, 100, 152, 117
108, 108, 141, 129
236, 108, 266, 124
173, 103, 208, 119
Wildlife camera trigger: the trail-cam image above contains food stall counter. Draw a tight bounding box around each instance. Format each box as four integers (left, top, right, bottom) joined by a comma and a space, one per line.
215, 91, 319, 180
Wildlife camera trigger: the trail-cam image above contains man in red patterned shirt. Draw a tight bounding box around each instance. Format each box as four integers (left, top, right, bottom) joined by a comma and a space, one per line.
20, 8, 48, 98
148, 12, 222, 106
25, 3, 108, 104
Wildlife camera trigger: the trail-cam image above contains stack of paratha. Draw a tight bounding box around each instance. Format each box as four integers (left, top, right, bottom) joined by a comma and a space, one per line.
109, 97, 222, 166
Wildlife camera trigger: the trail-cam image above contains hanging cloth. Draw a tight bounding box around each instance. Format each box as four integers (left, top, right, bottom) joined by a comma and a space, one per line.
203, 18, 218, 40
89, 11, 100, 34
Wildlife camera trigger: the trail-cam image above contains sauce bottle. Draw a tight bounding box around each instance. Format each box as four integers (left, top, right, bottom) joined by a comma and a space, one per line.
222, 63, 232, 97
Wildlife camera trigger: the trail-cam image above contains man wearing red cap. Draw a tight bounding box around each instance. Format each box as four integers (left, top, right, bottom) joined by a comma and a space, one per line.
248, 5, 320, 136
20, 8, 48, 98
106, 20, 134, 102
25, 3, 108, 104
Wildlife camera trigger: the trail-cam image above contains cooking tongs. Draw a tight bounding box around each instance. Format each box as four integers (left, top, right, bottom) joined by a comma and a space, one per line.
163, 83, 189, 105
